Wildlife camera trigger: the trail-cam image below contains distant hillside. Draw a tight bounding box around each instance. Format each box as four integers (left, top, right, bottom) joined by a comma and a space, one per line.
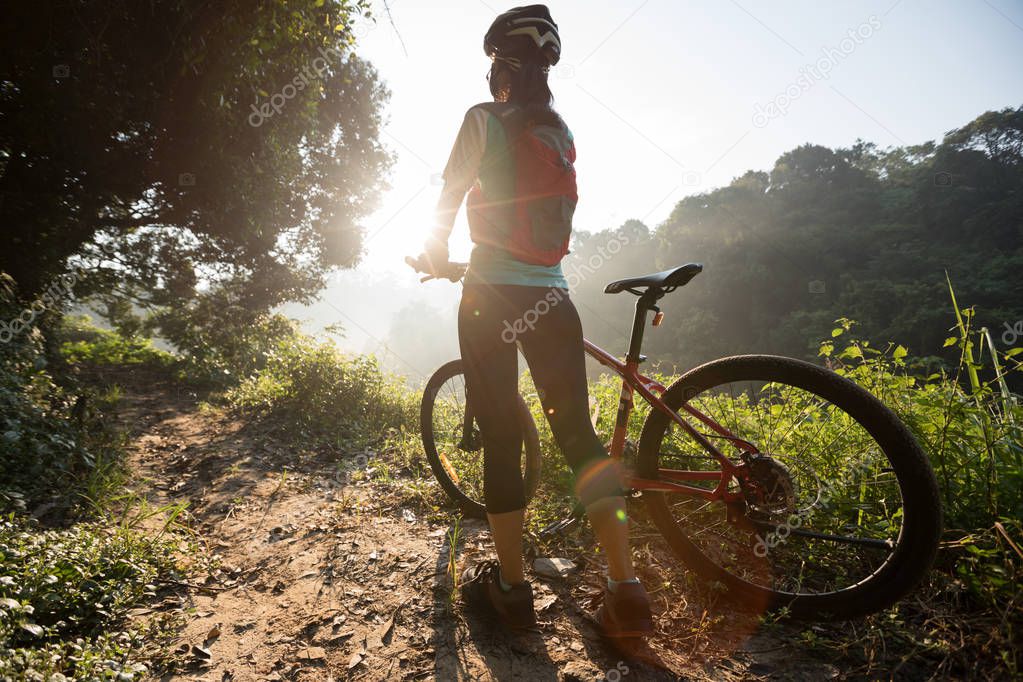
565, 106, 1023, 379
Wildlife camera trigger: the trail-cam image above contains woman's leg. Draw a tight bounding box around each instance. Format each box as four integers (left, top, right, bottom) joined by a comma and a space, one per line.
516, 290, 638, 581
458, 285, 528, 586
487, 509, 526, 584
584, 497, 636, 582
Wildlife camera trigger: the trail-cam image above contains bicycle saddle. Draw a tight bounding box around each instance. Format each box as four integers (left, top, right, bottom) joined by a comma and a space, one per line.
604, 263, 703, 295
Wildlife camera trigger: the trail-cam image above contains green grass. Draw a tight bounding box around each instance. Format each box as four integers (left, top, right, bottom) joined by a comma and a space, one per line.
446, 517, 462, 603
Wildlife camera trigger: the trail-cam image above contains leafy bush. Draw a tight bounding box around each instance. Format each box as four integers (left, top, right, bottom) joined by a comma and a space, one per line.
0, 356, 84, 512
0, 279, 99, 514
226, 329, 416, 449
56, 316, 175, 368
822, 318, 1023, 528
0, 516, 180, 680
149, 294, 297, 386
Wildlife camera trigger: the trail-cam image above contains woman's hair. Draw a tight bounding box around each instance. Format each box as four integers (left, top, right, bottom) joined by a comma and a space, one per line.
489, 59, 566, 130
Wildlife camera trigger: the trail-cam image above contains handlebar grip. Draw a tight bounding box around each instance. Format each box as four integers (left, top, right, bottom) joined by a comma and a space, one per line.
405, 255, 468, 281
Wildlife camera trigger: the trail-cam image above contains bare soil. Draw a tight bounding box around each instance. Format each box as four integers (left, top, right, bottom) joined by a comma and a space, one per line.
115, 378, 874, 681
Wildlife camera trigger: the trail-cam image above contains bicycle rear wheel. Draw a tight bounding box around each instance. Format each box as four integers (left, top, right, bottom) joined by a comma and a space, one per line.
638, 355, 941, 620
421, 359, 542, 519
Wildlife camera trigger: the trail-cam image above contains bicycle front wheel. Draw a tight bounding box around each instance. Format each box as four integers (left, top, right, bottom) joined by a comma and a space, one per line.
638, 355, 941, 620
421, 359, 542, 519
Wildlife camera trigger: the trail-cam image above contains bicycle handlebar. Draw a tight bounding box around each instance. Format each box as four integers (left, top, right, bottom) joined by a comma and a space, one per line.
405, 255, 468, 283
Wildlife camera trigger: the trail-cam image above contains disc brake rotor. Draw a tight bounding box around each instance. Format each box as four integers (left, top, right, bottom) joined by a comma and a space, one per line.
741, 455, 797, 519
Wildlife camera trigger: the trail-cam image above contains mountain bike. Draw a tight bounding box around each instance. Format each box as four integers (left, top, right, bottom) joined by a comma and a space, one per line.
407, 256, 942, 620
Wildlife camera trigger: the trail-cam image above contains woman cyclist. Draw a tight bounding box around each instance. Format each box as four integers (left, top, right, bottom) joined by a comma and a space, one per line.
416, 5, 653, 637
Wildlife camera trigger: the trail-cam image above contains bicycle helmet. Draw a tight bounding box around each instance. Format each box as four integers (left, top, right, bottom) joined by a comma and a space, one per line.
484, 5, 561, 67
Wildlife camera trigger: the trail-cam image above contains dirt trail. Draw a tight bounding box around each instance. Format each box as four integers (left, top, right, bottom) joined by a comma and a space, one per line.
116, 380, 844, 681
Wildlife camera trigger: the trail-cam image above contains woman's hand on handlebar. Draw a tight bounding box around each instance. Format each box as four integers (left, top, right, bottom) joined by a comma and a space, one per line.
405, 255, 468, 282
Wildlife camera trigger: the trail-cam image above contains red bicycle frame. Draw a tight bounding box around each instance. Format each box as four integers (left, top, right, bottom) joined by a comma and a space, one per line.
409, 256, 760, 505
582, 292, 759, 504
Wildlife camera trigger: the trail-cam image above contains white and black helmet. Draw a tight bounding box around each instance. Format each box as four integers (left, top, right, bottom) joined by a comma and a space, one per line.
484, 5, 561, 67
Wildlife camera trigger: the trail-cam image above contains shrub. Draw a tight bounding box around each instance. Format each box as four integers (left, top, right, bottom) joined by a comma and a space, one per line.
0, 279, 97, 514
0, 516, 181, 680
226, 330, 416, 449
149, 294, 297, 386
822, 319, 1023, 528
56, 316, 175, 368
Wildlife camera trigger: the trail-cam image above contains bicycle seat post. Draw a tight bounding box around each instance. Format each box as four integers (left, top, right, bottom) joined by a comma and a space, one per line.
626, 289, 662, 364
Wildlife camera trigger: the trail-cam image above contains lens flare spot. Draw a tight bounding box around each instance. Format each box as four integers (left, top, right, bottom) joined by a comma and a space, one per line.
473, 309, 480, 316
547, 408, 555, 415
574, 458, 625, 505
616, 509, 627, 523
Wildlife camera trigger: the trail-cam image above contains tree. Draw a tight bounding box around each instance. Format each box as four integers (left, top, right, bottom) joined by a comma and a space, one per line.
0, 0, 390, 327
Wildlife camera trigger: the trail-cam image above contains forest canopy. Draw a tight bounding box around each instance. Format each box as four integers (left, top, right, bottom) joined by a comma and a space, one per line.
0, 0, 390, 343
562, 105, 1023, 376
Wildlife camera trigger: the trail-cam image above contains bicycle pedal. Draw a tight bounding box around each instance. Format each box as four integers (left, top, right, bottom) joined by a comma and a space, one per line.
538, 516, 578, 537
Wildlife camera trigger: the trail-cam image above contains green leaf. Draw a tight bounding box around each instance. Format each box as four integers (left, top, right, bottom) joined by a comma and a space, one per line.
943, 336, 958, 347
839, 345, 863, 360
893, 345, 908, 360
831, 328, 843, 338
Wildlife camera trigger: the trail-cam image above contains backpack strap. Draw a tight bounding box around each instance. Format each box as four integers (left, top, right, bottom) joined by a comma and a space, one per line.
473, 102, 526, 141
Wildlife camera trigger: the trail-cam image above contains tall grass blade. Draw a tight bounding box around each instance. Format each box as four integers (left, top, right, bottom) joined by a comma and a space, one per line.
946, 271, 981, 395
982, 327, 1015, 424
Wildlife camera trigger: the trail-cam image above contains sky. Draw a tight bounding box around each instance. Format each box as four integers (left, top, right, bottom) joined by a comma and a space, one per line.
291, 0, 1023, 362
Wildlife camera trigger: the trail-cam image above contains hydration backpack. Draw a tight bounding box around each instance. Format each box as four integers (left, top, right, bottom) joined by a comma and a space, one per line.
466, 102, 577, 266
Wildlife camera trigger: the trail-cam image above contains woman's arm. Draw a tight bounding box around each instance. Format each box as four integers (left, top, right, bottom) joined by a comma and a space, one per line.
423, 107, 488, 269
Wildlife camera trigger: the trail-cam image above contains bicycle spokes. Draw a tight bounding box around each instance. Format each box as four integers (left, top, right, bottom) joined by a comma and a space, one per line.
660, 378, 903, 596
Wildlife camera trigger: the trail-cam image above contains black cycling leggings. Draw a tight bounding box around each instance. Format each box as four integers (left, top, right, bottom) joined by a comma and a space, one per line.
458, 283, 623, 514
